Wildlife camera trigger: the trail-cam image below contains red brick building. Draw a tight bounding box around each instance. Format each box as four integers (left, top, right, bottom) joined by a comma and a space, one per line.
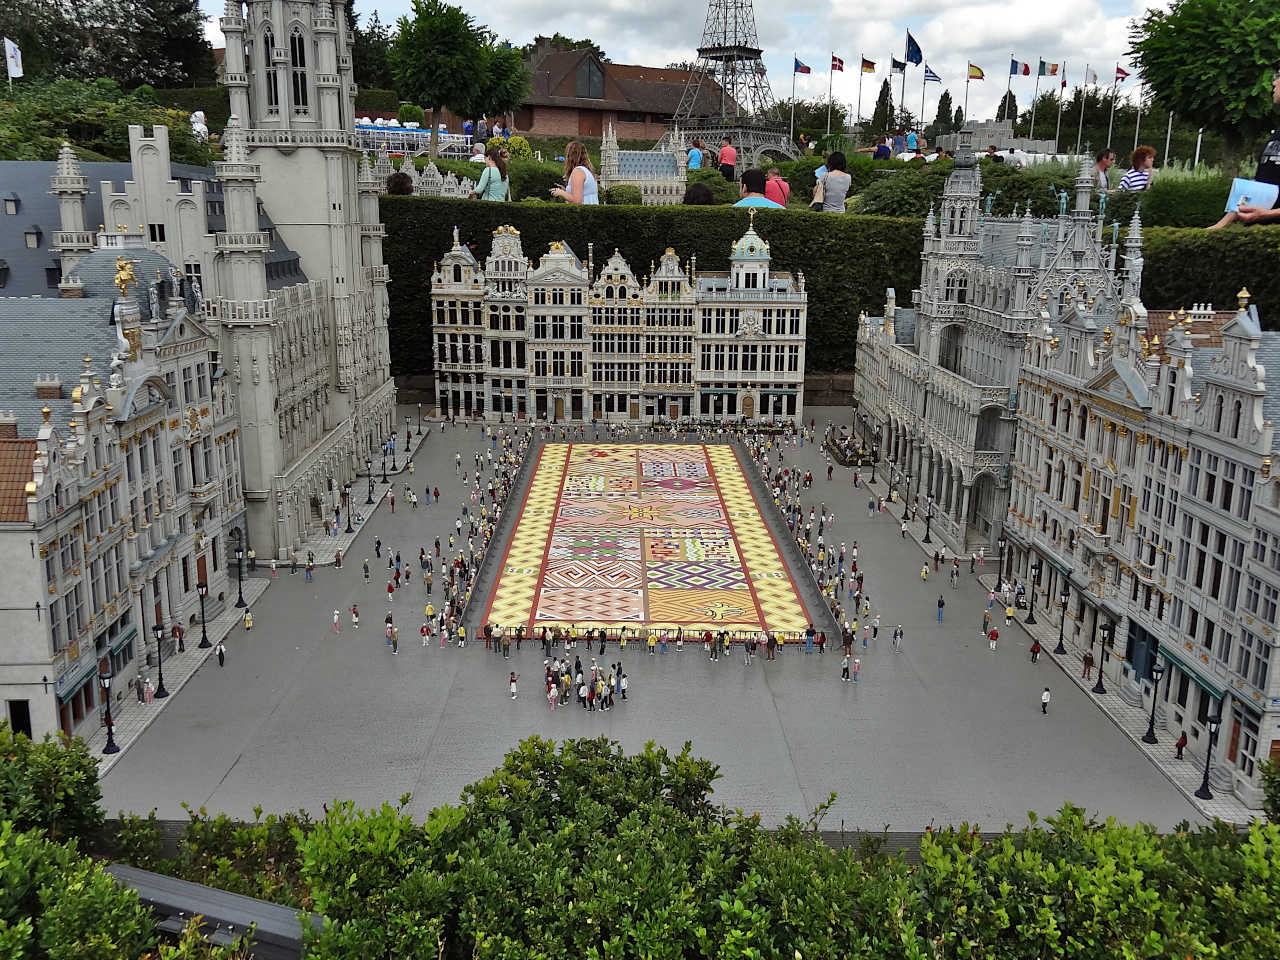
515, 45, 727, 141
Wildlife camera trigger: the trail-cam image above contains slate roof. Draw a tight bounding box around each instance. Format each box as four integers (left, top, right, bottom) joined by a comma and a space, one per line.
525, 50, 728, 116
0, 159, 304, 299
894, 307, 917, 346
978, 220, 1024, 266
0, 438, 37, 522
1188, 346, 1222, 405
616, 151, 679, 178
1257, 331, 1280, 427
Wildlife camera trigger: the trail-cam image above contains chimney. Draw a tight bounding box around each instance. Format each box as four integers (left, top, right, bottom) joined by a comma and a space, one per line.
34, 375, 63, 400
59, 274, 85, 298
0, 411, 17, 439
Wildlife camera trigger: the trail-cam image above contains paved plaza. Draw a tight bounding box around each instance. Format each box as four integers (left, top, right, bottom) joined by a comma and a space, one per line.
100, 408, 1201, 830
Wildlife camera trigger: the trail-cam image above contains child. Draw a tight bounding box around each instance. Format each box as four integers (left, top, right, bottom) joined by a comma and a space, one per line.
509, 671, 519, 700
244, 610, 254, 631
332, 610, 341, 633
351, 604, 360, 629
841, 653, 851, 682
851, 658, 860, 683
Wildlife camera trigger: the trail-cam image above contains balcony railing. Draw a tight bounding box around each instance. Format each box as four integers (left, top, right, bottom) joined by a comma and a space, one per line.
215, 231, 269, 252
188, 479, 218, 504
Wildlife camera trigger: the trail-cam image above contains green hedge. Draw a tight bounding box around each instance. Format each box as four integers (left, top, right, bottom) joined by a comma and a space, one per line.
602, 184, 643, 205
686, 166, 739, 204
380, 197, 922, 375
152, 86, 230, 136
354, 88, 400, 115
1142, 226, 1280, 316
402, 155, 563, 201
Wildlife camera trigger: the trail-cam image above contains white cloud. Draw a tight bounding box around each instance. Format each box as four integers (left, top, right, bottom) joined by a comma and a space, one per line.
201, 0, 1159, 141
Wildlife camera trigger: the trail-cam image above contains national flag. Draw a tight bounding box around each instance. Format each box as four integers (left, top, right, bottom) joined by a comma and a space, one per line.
1010, 59, 1031, 76
968, 63, 985, 80
891, 57, 906, 74
794, 57, 811, 75
904, 31, 923, 66
861, 57, 876, 73
1039, 61, 1059, 76
831, 54, 844, 72
1087, 68, 1098, 84
1115, 65, 1130, 82
923, 65, 941, 83
3, 37, 21, 79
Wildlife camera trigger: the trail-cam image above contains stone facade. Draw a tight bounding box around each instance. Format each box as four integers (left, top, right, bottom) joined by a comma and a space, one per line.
598, 123, 687, 205
432, 219, 805, 424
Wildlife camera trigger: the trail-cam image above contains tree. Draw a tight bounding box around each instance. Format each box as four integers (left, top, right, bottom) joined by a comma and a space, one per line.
1130, 0, 1279, 173
952, 105, 964, 129
930, 89, 954, 136
390, 0, 485, 157
869, 79, 894, 136
467, 40, 532, 121
522, 33, 606, 61
352, 11, 397, 93
1262, 757, 1280, 823
996, 90, 1018, 123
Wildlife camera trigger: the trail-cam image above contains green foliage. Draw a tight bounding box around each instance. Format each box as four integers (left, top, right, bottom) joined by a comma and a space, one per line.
396, 103, 426, 125
686, 167, 740, 204
852, 164, 952, 216
521, 33, 606, 61
1130, 0, 1280, 172
406, 154, 562, 200
351, 10, 398, 94
1142, 226, 1280, 319
380, 197, 922, 374
603, 184, 643, 205
869, 78, 895, 136
0, 79, 215, 164
996, 90, 1019, 124
152, 87, 231, 136
502, 134, 533, 160
1262, 757, 1280, 823
468, 43, 531, 120
0, 724, 103, 844
928, 88, 955, 139
354, 88, 401, 116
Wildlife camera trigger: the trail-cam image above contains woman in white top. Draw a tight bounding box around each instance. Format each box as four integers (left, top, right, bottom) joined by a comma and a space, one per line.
550, 140, 598, 205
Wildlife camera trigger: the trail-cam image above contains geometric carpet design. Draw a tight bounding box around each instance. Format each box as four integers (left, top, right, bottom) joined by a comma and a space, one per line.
483, 443, 810, 634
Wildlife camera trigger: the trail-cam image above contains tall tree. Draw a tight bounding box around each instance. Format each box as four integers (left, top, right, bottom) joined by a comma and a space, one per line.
995, 90, 1018, 124
468, 40, 532, 121
522, 33, 605, 61
869, 79, 894, 136
353, 11, 397, 92
952, 105, 964, 129
931, 89, 954, 135
390, 0, 484, 157
1130, 0, 1280, 173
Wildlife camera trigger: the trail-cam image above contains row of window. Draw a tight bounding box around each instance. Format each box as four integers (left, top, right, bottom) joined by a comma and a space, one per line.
700, 343, 801, 373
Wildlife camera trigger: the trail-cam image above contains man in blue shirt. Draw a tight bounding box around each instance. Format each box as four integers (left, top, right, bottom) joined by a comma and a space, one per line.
733, 169, 785, 208
906, 129, 918, 151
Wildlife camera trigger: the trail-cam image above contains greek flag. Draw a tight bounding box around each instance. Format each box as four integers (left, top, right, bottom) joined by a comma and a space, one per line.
923, 65, 941, 83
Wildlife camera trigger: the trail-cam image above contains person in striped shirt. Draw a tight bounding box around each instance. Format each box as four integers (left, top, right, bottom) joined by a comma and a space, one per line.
1117, 145, 1156, 192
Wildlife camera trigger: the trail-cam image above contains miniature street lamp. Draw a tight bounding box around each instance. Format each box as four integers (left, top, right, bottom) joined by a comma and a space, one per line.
997, 535, 1007, 579
381, 441, 389, 484
1141, 660, 1166, 744
344, 482, 354, 533
923, 496, 936, 543
417, 402, 422, 430
1194, 711, 1223, 800
100, 672, 120, 754
152, 622, 169, 699
234, 546, 246, 608
1026, 562, 1041, 625
1092, 621, 1113, 695
196, 581, 210, 648
1054, 587, 1070, 655
366, 457, 374, 504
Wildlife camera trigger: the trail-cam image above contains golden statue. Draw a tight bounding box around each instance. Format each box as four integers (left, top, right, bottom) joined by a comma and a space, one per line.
113, 257, 139, 297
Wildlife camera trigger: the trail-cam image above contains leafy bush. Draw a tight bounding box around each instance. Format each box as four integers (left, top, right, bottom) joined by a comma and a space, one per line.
1142, 225, 1280, 318
1263, 756, 1280, 823
686, 167, 739, 204
504, 134, 533, 160
354, 88, 400, 116
0, 723, 103, 844
405, 155, 562, 201
380, 197, 923, 374
853, 164, 952, 216
152, 86, 231, 137
603, 184, 643, 205
395, 104, 425, 126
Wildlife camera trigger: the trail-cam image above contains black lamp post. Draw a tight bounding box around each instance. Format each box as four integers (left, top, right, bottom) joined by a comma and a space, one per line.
100, 672, 119, 754
870, 445, 879, 484
1026, 562, 1040, 625
365, 457, 374, 504
1194, 711, 1223, 800
417, 402, 422, 430
344, 483, 353, 533
1141, 660, 1166, 744
905, 472, 913, 511
152, 622, 169, 699
1054, 587, 1070, 655
1092, 621, 1113, 695
923, 496, 935, 543
234, 546, 246, 608
390, 431, 398, 471
196, 581, 210, 648
381, 442, 389, 484
997, 535, 1007, 580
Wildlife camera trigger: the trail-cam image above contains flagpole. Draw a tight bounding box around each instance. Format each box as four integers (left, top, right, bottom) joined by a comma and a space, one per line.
827, 55, 834, 136
899, 64, 907, 128
1000, 53, 1012, 121
790, 55, 796, 143
1133, 80, 1143, 150
921, 68, 927, 131
856, 57, 864, 127
1075, 63, 1088, 155
1054, 59, 1066, 152
1106, 69, 1118, 149
964, 74, 970, 118
1164, 109, 1173, 165
1029, 66, 1041, 139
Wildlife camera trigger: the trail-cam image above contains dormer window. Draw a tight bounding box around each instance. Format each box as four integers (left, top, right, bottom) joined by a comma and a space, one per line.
24, 224, 42, 249
576, 58, 604, 99
3, 193, 18, 215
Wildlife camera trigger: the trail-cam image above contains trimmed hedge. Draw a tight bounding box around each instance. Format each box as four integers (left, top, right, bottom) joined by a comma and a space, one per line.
602, 184, 643, 205
380, 197, 923, 375
1142, 226, 1280, 316
354, 88, 400, 116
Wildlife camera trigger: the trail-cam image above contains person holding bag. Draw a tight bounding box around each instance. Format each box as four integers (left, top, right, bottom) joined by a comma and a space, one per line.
815, 151, 852, 213
470, 146, 511, 201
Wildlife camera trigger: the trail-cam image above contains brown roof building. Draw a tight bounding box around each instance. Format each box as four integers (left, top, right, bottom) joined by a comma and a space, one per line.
516, 45, 729, 140
0, 437, 36, 523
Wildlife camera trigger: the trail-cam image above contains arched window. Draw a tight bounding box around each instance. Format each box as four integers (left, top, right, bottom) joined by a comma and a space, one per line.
1232, 399, 1243, 438
1077, 405, 1088, 441
263, 30, 279, 109
944, 271, 968, 304
1213, 393, 1224, 432
452, 264, 461, 283
289, 28, 308, 110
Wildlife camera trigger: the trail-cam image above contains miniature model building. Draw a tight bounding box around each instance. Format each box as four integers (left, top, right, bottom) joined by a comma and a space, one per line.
431, 217, 805, 422
598, 123, 688, 205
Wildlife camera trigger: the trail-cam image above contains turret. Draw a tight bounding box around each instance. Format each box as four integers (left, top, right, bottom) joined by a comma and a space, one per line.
1122, 207, 1144, 301
214, 116, 268, 302
49, 142, 93, 276
220, 0, 250, 123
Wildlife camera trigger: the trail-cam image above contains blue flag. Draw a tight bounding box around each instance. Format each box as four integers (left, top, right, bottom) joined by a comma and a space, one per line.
890, 57, 906, 74
905, 32, 923, 66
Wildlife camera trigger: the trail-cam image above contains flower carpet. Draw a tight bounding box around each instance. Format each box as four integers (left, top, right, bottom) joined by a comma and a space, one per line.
483, 443, 810, 634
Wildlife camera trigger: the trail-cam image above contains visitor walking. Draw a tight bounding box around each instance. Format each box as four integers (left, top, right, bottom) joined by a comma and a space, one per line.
216, 641, 226, 667
1041, 687, 1051, 714
936, 595, 945, 623
1029, 640, 1042, 663
892, 625, 903, 653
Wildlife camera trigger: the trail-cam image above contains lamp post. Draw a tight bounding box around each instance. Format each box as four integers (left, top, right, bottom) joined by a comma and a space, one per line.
100, 672, 119, 754
1026, 562, 1040, 625
343, 483, 353, 533
365, 457, 374, 504
391, 431, 398, 471
234, 546, 246, 608
152, 622, 169, 699
196, 581, 210, 648
1141, 660, 1166, 744
417, 402, 422, 431
997, 535, 1007, 581
905, 472, 913, 511
870, 444, 879, 484
1092, 620, 1113, 695
923, 496, 935, 543
1053, 587, 1070, 655
381, 441, 389, 484
1194, 711, 1223, 800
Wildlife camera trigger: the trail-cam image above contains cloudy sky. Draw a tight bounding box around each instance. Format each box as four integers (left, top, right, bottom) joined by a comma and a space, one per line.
202, 0, 1164, 126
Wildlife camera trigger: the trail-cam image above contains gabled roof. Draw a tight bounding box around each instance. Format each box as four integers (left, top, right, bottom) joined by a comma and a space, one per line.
0, 438, 37, 523
525, 49, 727, 116
1255, 331, 1280, 427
